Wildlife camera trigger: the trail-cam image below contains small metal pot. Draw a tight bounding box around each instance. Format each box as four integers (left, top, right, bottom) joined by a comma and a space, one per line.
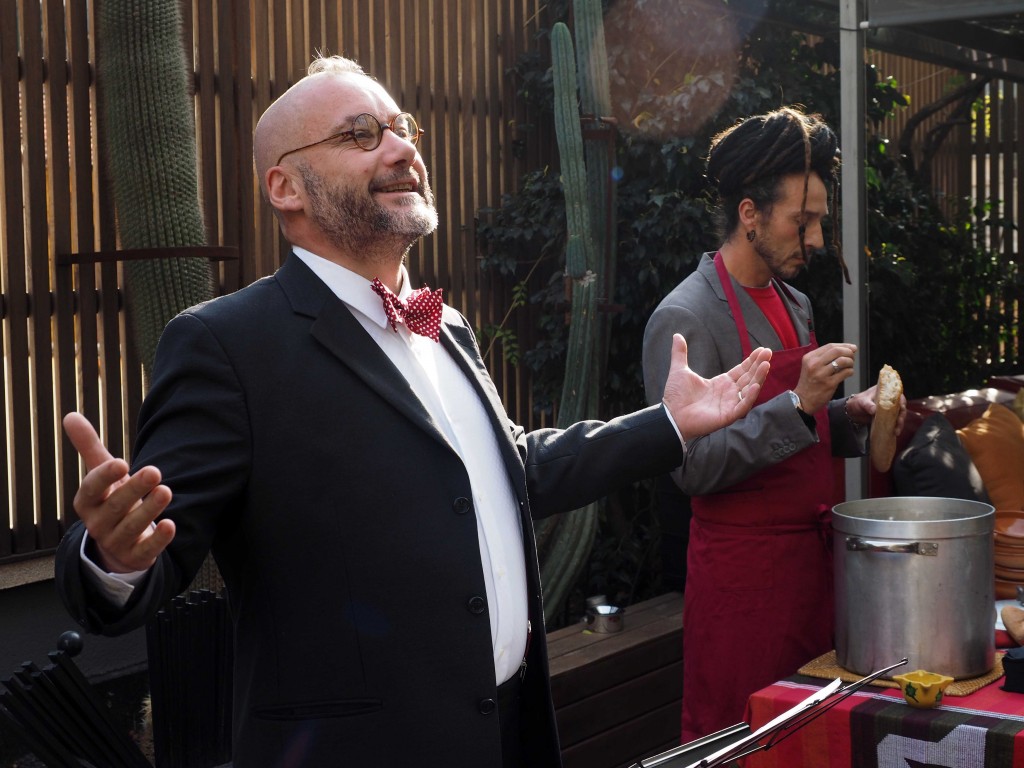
585, 604, 625, 633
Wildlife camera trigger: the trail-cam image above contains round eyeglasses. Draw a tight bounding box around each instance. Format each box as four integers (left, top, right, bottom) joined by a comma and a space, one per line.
276, 112, 424, 165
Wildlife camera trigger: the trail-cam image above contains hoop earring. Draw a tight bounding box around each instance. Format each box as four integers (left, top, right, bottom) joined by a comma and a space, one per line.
746, 229, 755, 243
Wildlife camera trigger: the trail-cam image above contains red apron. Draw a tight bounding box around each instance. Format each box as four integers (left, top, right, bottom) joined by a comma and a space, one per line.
679, 253, 836, 741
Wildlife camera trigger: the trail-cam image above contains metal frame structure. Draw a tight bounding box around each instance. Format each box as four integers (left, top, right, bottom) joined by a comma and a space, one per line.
839, 0, 1024, 497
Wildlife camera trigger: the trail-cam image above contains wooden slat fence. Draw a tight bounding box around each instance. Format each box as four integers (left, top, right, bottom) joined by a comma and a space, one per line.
2, 0, 137, 564
1, 2, 1020, 565
0, 0, 553, 564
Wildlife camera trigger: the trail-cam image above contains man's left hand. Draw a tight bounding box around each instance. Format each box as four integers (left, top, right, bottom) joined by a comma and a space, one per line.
662, 334, 771, 442
845, 385, 909, 434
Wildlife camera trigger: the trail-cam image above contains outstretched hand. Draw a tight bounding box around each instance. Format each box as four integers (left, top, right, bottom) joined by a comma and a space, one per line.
63, 412, 175, 574
662, 334, 771, 442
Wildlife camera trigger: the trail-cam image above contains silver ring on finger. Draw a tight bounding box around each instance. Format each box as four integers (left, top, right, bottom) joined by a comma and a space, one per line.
830, 359, 840, 373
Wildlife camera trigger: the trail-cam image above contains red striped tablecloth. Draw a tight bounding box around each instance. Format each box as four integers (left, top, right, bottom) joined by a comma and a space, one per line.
741, 675, 1024, 768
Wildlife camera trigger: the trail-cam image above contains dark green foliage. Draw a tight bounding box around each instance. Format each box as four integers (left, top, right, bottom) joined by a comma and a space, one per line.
580, 482, 661, 607
478, 168, 566, 278
476, 0, 1019, 615
477, 0, 1015, 409
860, 151, 1019, 397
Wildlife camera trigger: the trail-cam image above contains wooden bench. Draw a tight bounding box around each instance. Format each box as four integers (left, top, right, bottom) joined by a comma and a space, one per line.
548, 591, 684, 768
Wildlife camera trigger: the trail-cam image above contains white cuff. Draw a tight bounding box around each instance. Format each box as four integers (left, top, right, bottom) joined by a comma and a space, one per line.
662, 402, 687, 451
79, 532, 150, 608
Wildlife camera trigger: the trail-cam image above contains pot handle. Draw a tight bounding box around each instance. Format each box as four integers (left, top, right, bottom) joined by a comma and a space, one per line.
845, 537, 938, 555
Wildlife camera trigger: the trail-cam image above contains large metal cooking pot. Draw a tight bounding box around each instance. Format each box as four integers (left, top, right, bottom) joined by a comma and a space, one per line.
833, 496, 995, 678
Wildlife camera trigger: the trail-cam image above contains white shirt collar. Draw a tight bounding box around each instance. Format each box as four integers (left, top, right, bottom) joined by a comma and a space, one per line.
290, 246, 412, 330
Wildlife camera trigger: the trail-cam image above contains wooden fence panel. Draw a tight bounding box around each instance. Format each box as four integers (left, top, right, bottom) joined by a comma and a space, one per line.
1, 0, 22, 558
1004, 81, 1020, 366
6, 0, 39, 556
37, 0, 68, 550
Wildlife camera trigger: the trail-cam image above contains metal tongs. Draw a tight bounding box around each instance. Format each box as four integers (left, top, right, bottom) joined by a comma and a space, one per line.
650, 657, 911, 768
701, 657, 909, 768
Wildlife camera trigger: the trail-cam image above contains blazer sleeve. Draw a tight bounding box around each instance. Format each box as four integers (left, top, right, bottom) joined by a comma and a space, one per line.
55, 519, 181, 636
515, 405, 684, 519
55, 311, 251, 635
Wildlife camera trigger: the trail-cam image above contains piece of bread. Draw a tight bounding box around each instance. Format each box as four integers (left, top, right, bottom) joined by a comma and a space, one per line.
869, 364, 903, 473
1003, 604, 1024, 646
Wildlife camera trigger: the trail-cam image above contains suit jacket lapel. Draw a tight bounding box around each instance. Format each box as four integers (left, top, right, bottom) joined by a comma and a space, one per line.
700, 254, 777, 349
275, 255, 455, 451
699, 252, 811, 349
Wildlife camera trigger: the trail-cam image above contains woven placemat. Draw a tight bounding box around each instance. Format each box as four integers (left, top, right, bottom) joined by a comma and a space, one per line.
797, 650, 1005, 696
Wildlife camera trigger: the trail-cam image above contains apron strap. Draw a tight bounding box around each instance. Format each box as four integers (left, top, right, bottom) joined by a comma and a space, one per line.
713, 251, 753, 357
713, 251, 817, 352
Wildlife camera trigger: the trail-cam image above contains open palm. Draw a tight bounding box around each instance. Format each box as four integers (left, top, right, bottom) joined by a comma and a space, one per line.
662, 334, 771, 442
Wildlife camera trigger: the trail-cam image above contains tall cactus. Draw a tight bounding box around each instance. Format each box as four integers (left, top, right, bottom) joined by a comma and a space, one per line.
552, 21, 599, 422
535, 6, 614, 622
573, 0, 617, 417
97, 0, 214, 375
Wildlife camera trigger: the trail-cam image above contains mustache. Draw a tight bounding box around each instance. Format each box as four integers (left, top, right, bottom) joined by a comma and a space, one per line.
372, 170, 435, 208
372, 170, 427, 194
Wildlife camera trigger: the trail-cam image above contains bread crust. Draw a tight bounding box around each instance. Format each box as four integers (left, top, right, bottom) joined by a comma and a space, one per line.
869, 364, 903, 472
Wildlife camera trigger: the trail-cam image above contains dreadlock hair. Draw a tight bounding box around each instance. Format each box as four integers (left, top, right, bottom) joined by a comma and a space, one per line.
706, 106, 841, 257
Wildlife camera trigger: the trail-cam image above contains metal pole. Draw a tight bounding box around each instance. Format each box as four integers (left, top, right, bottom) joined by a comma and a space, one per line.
840, 0, 869, 500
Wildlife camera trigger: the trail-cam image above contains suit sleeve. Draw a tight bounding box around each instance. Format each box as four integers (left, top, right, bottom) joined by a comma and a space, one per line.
514, 406, 684, 519
642, 301, 819, 495
55, 311, 251, 635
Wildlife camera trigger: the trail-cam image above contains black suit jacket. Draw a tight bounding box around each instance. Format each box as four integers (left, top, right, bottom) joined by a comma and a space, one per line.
56, 254, 684, 767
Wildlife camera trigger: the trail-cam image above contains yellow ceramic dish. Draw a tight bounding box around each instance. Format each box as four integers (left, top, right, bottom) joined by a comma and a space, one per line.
892, 670, 955, 708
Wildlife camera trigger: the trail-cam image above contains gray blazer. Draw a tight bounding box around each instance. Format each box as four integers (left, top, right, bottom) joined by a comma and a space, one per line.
642, 252, 864, 495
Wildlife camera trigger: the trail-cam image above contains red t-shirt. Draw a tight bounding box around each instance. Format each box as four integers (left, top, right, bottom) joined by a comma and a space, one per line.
744, 284, 799, 349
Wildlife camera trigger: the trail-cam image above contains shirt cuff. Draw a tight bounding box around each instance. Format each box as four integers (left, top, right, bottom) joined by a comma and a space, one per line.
661, 402, 687, 451
79, 532, 150, 608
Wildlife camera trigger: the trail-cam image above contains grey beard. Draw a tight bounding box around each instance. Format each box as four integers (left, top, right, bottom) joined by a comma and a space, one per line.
300, 165, 438, 257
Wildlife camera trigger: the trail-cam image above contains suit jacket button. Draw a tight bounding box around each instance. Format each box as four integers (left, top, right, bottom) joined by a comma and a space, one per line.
467, 596, 487, 614
478, 698, 497, 715
453, 496, 472, 515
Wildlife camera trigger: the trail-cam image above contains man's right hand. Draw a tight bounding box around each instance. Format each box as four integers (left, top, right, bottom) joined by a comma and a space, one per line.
64, 412, 175, 574
662, 334, 771, 441
793, 342, 858, 414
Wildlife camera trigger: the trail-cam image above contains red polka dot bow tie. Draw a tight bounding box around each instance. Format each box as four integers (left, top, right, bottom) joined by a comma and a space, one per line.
370, 278, 444, 342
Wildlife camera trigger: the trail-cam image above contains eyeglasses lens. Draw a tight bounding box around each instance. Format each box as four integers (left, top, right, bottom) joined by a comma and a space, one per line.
350, 114, 381, 150
351, 113, 420, 151
391, 113, 419, 143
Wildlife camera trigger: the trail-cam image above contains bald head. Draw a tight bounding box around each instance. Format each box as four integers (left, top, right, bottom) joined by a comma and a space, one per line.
254, 55, 372, 197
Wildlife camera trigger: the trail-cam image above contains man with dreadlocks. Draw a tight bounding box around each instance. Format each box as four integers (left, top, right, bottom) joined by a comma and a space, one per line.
642, 106, 906, 741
